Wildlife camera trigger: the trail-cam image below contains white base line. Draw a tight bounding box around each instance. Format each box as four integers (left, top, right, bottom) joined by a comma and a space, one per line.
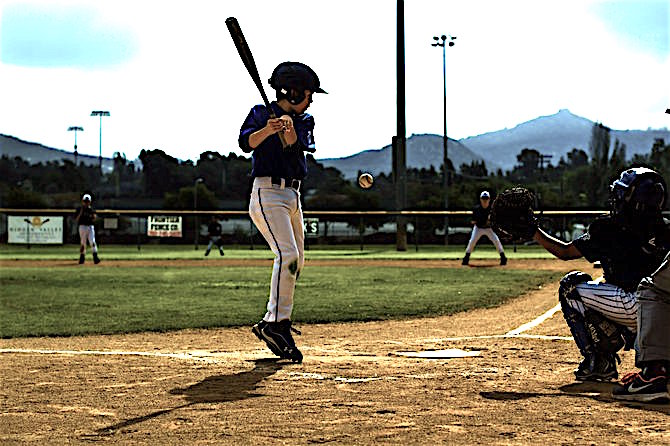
505, 303, 562, 336
0, 305, 571, 360
0, 348, 235, 362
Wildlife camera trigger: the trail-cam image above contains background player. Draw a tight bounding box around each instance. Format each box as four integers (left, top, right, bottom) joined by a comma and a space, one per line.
533, 167, 668, 382
238, 61, 326, 363
74, 193, 100, 264
204, 215, 224, 256
462, 191, 507, 266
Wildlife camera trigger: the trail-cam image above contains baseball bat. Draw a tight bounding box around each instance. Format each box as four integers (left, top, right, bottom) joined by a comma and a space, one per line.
225, 17, 289, 149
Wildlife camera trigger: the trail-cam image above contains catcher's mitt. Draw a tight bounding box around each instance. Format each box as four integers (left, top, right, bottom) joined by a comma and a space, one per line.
490, 187, 538, 242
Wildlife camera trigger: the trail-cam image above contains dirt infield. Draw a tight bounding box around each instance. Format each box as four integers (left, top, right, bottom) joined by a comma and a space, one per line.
1, 259, 669, 445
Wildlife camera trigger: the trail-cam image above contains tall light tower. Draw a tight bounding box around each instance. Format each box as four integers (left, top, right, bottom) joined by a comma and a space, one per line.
90, 110, 110, 168
431, 34, 456, 245
67, 126, 83, 166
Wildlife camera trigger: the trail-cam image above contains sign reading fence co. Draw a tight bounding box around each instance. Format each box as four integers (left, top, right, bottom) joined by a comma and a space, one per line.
147, 216, 182, 237
8, 216, 63, 244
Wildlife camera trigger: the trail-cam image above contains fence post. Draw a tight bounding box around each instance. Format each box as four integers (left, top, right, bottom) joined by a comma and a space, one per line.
249, 218, 254, 250
136, 216, 141, 251
415, 215, 419, 252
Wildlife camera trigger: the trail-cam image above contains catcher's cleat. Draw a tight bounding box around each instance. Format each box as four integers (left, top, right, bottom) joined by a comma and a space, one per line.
219, 248, 225, 256
612, 371, 669, 403
574, 353, 619, 382
253, 320, 303, 363
461, 253, 470, 266
93, 253, 100, 264
79, 254, 85, 264
500, 253, 507, 266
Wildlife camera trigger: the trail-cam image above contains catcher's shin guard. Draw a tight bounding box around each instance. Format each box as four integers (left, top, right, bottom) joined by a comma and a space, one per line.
559, 272, 596, 357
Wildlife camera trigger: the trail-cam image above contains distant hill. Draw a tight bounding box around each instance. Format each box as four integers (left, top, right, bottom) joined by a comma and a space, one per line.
461, 109, 670, 171
0, 134, 115, 172
318, 134, 495, 179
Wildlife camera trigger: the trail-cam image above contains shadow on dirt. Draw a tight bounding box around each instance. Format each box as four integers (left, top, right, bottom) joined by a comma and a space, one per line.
87, 358, 284, 437
481, 383, 670, 415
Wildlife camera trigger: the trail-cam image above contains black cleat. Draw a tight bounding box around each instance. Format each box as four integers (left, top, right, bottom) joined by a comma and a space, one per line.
252, 320, 283, 358
612, 371, 669, 403
93, 253, 100, 264
79, 254, 85, 264
219, 249, 224, 256
252, 320, 303, 363
461, 253, 470, 266
500, 253, 507, 266
574, 353, 619, 382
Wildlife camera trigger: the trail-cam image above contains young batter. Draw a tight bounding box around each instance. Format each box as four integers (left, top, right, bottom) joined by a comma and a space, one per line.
238, 61, 326, 363
462, 191, 506, 265
74, 194, 100, 264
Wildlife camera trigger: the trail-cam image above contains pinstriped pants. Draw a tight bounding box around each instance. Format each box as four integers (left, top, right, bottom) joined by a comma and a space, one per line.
567, 280, 637, 331
249, 177, 305, 323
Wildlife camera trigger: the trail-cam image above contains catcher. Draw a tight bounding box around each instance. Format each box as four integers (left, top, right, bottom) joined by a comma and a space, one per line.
491, 168, 670, 382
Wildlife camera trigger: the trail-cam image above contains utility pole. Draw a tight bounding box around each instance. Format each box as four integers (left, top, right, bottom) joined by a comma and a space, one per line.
394, 0, 407, 251
194, 178, 204, 250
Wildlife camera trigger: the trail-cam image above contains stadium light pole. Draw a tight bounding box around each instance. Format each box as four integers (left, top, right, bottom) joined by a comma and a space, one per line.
194, 178, 204, 250
90, 111, 110, 169
67, 126, 83, 166
432, 34, 456, 245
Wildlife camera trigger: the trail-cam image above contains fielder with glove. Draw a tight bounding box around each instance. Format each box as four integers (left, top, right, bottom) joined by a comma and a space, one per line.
462, 191, 507, 266
492, 170, 670, 387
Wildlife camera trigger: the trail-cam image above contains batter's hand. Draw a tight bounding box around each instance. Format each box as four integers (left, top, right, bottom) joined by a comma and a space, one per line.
278, 115, 294, 135
265, 118, 285, 135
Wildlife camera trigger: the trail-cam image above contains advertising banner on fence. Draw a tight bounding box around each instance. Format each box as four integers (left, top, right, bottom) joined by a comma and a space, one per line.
8, 216, 64, 244
147, 216, 182, 237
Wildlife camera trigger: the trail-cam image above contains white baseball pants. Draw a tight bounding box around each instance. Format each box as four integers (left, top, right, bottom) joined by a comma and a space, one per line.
78, 225, 98, 254
465, 225, 504, 253
249, 177, 305, 323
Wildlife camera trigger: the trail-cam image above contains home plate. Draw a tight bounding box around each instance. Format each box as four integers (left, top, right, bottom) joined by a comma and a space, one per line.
393, 349, 481, 359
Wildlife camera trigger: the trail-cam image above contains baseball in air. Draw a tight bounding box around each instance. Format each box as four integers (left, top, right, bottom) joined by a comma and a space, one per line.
358, 172, 374, 189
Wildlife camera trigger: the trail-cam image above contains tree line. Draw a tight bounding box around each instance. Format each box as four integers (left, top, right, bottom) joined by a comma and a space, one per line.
1, 123, 668, 213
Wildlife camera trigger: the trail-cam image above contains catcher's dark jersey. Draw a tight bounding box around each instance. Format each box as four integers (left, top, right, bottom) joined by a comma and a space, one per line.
238, 102, 315, 180
472, 205, 491, 228
208, 221, 222, 237
573, 216, 670, 292
75, 206, 96, 226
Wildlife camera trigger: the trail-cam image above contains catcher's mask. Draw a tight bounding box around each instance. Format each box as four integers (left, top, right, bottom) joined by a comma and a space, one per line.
269, 62, 327, 105
609, 167, 667, 219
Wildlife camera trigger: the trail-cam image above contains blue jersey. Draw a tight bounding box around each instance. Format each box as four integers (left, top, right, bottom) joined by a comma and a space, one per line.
238, 102, 315, 180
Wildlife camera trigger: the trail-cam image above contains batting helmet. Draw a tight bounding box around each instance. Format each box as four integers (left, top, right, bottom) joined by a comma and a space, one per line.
269, 62, 327, 104
610, 167, 667, 216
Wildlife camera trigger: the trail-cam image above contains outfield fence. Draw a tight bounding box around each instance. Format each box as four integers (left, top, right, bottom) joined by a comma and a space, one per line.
0, 208, 629, 251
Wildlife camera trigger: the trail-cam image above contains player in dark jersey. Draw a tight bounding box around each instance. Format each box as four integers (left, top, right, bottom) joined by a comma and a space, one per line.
204, 215, 224, 256
74, 193, 100, 264
462, 191, 507, 265
240, 61, 326, 363
533, 167, 669, 382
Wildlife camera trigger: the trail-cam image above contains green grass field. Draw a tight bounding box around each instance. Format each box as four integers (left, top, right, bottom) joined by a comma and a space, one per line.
0, 243, 555, 260
1, 244, 562, 338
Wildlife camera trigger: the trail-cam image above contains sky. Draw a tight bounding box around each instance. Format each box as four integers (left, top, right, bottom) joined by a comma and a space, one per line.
0, 0, 668, 163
